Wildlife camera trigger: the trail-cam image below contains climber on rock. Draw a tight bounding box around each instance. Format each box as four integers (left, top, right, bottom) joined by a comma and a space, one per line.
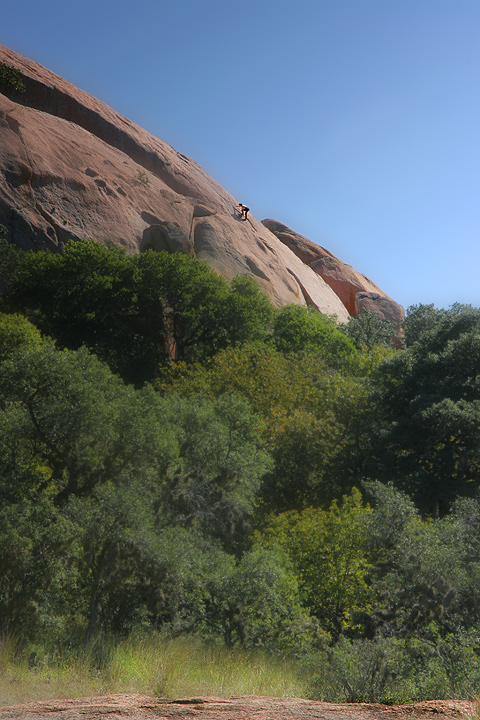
237, 203, 250, 221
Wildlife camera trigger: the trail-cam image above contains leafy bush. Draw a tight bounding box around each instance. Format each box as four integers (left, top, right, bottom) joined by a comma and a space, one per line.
200, 545, 313, 652
307, 633, 480, 703
273, 304, 356, 365
309, 637, 409, 703
0, 63, 25, 93
0, 312, 44, 361
258, 490, 373, 638
343, 307, 397, 349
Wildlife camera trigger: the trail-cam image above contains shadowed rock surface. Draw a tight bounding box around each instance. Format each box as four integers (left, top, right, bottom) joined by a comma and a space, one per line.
0, 45, 400, 321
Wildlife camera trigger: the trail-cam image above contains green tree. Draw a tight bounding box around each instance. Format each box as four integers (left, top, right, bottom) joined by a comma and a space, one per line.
3, 239, 160, 385
136, 252, 274, 361
3, 241, 276, 384
0, 496, 80, 639
343, 308, 397, 350
363, 483, 478, 645
0, 312, 44, 361
159, 393, 271, 550
258, 489, 374, 638
221, 274, 274, 345
201, 544, 312, 651
157, 343, 370, 511
0, 339, 277, 642
273, 304, 356, 365
0, 232, 23, 293
362, 303, 480, 515
0, 344, 176, 506
65, 484, 218, 642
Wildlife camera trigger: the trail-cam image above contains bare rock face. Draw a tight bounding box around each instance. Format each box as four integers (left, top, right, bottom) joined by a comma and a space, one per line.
262, 219, 404, 327
0, 695, 473, 720
0, 46, 350, 319
0, 45, 399, 323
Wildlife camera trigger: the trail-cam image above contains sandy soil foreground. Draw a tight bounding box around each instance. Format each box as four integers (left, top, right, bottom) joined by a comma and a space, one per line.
0, 695, 474, 720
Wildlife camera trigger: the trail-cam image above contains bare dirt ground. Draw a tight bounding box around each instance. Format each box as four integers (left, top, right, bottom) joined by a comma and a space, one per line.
0, 695, 474, 720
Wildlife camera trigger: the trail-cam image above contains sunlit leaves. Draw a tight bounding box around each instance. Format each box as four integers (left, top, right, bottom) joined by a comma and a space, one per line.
258, 489, 374, 637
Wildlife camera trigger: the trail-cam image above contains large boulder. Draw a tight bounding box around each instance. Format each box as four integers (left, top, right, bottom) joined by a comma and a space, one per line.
262, 219, 404, 327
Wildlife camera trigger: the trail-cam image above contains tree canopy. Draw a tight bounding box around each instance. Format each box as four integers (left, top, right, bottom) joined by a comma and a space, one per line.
2, 239, 480, 701
363, 304, 480, 514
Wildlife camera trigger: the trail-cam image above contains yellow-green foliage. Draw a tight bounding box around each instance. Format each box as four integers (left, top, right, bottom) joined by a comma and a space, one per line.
0, 313, 44, 361
258, 489, 374, 637
157, 343, 371, 431
157, 344, 372, 508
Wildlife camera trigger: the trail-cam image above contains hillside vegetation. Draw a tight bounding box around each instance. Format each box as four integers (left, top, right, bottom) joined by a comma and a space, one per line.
1, 234, 480, 703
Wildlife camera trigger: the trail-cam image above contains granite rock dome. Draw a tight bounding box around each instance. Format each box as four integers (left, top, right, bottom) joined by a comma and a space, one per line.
0, 45, 402, 324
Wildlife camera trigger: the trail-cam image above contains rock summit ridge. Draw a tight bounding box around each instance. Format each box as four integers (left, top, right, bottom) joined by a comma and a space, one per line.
262, 219, 404, 327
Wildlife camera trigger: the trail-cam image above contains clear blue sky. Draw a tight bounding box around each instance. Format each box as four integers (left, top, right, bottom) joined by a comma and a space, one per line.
3, 0, 480, 311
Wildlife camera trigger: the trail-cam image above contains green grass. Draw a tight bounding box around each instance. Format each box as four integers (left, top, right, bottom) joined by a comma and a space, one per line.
0, 634, 308, 706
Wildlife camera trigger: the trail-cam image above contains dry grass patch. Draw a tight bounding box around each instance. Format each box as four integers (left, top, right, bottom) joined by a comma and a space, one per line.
0, 635, 307, 705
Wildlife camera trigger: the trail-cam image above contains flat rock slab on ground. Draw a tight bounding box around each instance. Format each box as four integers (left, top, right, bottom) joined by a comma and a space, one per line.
0, 695, 473, 720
